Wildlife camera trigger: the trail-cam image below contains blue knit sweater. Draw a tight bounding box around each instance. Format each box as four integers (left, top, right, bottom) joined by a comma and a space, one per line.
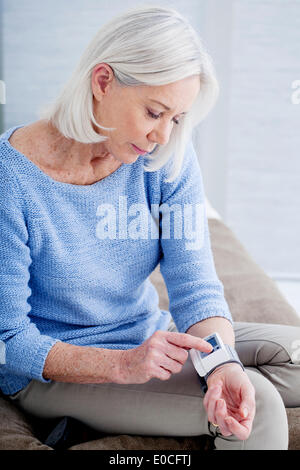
0, 125, 233, 396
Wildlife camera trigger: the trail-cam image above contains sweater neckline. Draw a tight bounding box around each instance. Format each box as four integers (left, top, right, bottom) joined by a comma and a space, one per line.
2, 125, 129, 190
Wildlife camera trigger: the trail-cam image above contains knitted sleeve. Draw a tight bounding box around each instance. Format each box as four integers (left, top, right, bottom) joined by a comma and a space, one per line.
0, 161, 60, 382
158, 140, 233, 333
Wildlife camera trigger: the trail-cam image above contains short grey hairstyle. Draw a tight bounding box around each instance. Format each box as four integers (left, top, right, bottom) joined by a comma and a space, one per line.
41, 4, 219, 182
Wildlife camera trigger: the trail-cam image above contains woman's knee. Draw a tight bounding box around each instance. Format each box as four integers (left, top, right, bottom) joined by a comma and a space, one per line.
243, 369, 289, 450
234, 322, 300, 407
235, 322, 300, 367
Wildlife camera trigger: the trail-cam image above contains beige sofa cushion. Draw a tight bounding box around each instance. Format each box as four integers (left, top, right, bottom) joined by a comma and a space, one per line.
150, 219, 300, 327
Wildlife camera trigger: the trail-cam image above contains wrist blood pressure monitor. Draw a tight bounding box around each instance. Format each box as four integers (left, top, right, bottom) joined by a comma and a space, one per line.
189, 332, 244, 393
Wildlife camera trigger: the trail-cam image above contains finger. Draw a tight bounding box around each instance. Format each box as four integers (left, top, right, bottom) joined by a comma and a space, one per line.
205, 385, 222, 425
203, 382, 222, 410
239, 382, 256, 419
215, 399, 233, 437
164, 343, 189, 365
166, 332, 213, 353
225, 416, 252, 441
160, 354, 184, 373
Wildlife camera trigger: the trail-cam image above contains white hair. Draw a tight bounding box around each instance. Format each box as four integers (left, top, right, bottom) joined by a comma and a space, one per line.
40, 4, 219, 182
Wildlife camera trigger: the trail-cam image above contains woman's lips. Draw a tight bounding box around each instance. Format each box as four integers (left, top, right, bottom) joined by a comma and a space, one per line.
131, 144, 148, 155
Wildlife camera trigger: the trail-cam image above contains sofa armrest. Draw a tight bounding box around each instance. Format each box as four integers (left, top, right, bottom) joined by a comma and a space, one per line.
208, 219, 300, 326
150, 218, 300, 327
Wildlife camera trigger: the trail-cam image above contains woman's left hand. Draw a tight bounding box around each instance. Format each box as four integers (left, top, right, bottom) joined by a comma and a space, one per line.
203, 363, 256, 440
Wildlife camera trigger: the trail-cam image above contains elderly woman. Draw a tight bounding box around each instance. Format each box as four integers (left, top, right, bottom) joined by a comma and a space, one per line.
0, 6, 299, 450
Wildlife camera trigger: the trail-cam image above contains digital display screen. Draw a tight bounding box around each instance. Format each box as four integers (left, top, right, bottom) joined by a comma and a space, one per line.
200, 335, 220, 359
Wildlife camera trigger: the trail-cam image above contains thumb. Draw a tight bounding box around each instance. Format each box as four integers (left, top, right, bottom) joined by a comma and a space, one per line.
240, 405, 249, 418
239, 382, 254, 418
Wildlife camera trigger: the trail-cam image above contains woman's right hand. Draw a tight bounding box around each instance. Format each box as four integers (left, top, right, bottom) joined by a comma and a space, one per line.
115, 330, 213, 384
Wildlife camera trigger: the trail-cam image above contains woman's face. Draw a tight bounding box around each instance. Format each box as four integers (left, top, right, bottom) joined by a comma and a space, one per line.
92, 64, 200, 164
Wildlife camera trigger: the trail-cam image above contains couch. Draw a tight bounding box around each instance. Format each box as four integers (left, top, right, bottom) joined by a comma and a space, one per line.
0, 209, 299, 450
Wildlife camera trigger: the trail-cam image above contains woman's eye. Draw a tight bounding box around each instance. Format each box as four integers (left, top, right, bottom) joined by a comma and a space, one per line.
147, 110, 160, 120
147, 109, 180, 125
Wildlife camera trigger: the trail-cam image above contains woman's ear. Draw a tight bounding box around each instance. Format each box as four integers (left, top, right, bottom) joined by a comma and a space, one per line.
91, 63, 115, 101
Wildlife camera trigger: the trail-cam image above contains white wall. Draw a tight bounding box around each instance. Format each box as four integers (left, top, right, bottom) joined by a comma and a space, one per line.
226, 0, 300, 279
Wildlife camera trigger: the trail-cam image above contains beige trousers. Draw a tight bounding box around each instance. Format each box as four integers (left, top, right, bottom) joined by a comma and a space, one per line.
9, 320, 300, 450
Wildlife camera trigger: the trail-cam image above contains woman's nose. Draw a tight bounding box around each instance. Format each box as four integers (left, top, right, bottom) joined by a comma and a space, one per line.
148, 122, 173, 146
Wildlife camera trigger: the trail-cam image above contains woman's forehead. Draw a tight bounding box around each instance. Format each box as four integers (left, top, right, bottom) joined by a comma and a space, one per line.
132, 78, 200, 111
